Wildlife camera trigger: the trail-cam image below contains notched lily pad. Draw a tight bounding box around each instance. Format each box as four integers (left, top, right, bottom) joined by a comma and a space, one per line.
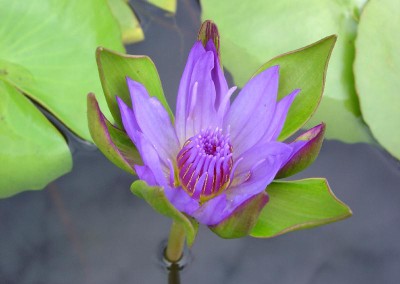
0, 81, 72, 198
354, 0, 400, 160
0, 0, 126, 196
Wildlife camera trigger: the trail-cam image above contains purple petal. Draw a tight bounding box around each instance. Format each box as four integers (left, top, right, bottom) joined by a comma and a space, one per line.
192, 194, 228, 225
232, 141, 293, 184
205, 39, 228, 109
261, 89, 300, 142
126, 78, 180, 165
228, 145, 291, 198
185, 51, 218, 138
193, 142, 290, 226
217, 86, 237, 125
175, 42, 207, 145
193, 190, 267, 226
164, 186, 200, 215
226, 66, 280, 159
134, 165, 157, 186
134, 132, 169, 186
117, 96, 141, 144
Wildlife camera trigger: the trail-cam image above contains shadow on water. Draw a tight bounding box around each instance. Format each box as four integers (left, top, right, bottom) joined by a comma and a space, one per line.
1, 0, 400, 283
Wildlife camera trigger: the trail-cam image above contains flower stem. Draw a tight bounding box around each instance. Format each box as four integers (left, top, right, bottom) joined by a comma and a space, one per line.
165, 221, 186, 263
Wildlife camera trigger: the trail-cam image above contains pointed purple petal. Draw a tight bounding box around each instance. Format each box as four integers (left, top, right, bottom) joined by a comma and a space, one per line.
205, 39, 228, 108
193, 143, 290, 226
164, 186, 200, 215
134, 132, 169, 186
228, 144, 291, 198
175, 42, 206, 145
117, 96, 141, 144
185, 51, 219, 138
227, 66, 279, 159
232, 141, 293, 184
134, 165, 157, 186
127, 78, 180, 165
276, 123, 326, 178
192, 194, 228, 225
217, 86, 236, 125
261, 89, 300, 142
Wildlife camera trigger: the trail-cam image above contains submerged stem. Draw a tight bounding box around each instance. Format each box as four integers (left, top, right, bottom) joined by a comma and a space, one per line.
165, 221, 186, 263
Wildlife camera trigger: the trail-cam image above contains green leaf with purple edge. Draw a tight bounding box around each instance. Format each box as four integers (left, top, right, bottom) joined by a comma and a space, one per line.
276, 123, 325, 179
210, 192, 268, 239
87, 93, 141, 175
130, 180, 198, 247
253, 36, 336, 141
96, 47, 173, 128
251, 178, 352, 238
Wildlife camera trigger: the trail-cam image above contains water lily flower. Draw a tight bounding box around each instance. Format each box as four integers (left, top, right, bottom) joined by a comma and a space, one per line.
88, 20, 352, 263
116, 39, 323, 227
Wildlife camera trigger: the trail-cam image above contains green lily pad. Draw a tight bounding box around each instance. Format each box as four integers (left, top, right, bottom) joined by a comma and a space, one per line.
0, 0, 125, 196
108, 0, 145, 44
147, 0, 177, 13
255, 36, 336, 140
354, 0, 400, 159
96, 47, 173, 128
251, 178, 352, 238
130, 180, 198, 246
0, 81, 72, 198
201, 0, 372, 143
0, 0, 124, 141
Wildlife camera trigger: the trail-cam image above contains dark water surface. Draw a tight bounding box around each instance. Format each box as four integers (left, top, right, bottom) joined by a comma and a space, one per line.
1, 1, 400, 283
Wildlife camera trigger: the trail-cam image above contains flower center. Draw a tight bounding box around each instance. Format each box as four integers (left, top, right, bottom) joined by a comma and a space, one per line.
176, 127, 233, 202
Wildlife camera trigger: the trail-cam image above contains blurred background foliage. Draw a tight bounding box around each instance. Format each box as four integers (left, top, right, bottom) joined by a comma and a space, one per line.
0, 0, 398, 197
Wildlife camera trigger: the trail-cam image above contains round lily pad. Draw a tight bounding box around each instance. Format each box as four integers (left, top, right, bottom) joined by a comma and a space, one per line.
354, 0, 400, 160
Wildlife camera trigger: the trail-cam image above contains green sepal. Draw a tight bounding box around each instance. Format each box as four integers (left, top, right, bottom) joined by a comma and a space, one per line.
210, 192, 268, 239
130, 180, 198, 247
96, 47, 173, 128
276, 123, 325, 179
87, 93, 141, 175
254, 35, 336, 141
251, 178, 352, 238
